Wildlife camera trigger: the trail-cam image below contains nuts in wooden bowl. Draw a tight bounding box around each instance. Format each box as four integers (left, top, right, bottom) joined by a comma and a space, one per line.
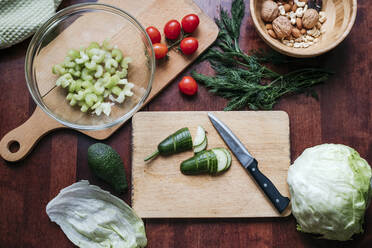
261, 0, 327, 49
250, 0, 357, 57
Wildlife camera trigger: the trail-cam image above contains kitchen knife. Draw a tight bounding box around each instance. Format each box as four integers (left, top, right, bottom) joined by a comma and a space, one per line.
208, 113, 290, 213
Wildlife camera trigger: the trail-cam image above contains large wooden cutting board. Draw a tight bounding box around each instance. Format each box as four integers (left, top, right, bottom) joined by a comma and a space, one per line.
132, 111, 291, 218
0, 0, 219, 162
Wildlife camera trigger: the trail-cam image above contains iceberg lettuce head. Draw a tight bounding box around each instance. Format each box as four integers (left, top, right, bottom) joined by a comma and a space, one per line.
287, 144, 372, 241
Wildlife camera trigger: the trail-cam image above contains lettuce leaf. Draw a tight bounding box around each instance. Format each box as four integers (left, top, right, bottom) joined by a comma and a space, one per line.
46, 181, 147, 248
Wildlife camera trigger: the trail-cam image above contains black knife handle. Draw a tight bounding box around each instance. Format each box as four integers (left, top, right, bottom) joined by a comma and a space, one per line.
247, 159, 290, 213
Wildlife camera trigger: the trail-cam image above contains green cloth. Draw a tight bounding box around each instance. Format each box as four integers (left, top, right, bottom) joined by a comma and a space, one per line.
0, 0, 62, 49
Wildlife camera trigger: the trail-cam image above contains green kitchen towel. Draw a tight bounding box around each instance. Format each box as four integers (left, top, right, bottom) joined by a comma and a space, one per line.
0, 0, 63, 49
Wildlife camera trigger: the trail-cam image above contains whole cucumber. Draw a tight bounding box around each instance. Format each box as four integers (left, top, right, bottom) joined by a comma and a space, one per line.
144, 127, 193, 161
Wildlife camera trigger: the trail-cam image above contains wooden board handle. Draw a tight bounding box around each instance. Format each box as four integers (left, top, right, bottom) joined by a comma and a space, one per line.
0, 108, 64, 162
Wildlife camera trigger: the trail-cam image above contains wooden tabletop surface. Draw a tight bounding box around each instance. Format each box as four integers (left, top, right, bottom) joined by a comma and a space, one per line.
0, 0, 371, 247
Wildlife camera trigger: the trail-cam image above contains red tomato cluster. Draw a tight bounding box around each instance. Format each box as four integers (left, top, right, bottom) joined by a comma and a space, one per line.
146, 14, 200, 60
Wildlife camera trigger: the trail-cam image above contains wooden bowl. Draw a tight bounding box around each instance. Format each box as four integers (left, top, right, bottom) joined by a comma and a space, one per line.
250, 0, 357, 58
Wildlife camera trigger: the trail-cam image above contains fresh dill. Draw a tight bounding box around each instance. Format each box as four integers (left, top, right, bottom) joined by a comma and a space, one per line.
191, 0, 333, 110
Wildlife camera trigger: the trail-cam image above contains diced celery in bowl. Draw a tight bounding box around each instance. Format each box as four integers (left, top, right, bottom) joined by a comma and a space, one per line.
52, 40, 135, 117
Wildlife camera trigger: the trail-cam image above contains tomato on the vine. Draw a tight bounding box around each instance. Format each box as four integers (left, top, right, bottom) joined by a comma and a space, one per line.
146, 26, 161, 44
180, 37, 198, 55
153, 43, 168, 59
178, 76, 198, 95
181, 14, 200, 33
164, 19, 181, 40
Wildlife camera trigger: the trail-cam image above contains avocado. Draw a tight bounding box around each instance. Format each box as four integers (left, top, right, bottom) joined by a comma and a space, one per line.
87, 143, 128, 194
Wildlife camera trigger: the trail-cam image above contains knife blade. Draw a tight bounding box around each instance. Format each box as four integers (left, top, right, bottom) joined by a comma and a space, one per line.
208, 113, 290, 213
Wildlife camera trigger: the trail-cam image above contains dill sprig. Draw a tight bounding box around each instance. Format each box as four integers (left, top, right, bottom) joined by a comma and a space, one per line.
191, 0, 333, 110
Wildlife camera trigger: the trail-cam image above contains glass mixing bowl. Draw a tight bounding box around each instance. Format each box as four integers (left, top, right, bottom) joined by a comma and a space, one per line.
25, 3, 155, 130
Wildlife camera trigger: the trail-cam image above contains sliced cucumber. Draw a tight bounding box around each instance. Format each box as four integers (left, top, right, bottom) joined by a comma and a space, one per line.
180, 150, 215, 175
194, 138, 207, 153
212, 148, 228, 173
207, 150, 217, 174
193, 126, 206, 147
221, 148, 232, 171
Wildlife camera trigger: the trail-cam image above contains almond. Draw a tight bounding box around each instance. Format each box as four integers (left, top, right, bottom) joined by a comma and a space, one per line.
266, 23, 273, 30
300, 28, 307, 34
284, 4, 291, 12
316, 22, 322, 29
291, 28, 301, 38
268, 29, 277, 39
296, 18, 303, 29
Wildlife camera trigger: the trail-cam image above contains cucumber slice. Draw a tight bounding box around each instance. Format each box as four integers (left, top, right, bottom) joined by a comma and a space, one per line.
221, 148, 232, 171
206, 150, 216, 174
212, 148, 228, 173
194, 138, 207, 153
193, 126, 206, 147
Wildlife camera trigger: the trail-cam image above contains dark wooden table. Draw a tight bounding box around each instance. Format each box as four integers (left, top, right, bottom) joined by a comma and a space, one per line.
0, 0, 371, 247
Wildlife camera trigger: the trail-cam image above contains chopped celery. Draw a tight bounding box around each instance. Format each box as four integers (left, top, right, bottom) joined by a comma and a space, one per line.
115, 91, 126, 103
85, 93, 98, 107
56, 73, 73, 88
94, 65, 103, 78
85, 61, 97, 70
68, 68, 81, 78
73, 91, 85, 101
82, 80, 93, 89
121, 62, 128, 70
75, 51, 89, 64
80, 104, 89, 113
111, 48, 123, 62
87, 42, 100, 51
74, 64, 82, 72
116, 69, 127, 79
66, 93, 74, 101
52, 64, 66, 75
111, 86, 122, 96
83, 87, 94, 95
102, 39, 113, 51
104, 75, 119, 89
75, 79, 82, 92
67, 49, 80, 59
93, 82, 105, 95
68, 81, 77, 92
81, 68, 93, 81
90, 49, 105, 63
123, 57, 132, 63
54, 40, 135, 116
123, 83, 134, 97
104, 58, 118, 70
121, 57, 132, 69
69, 98, 77, 106
64, 57, 76, 68
91, 101, 102, 110
118, 78, 128, 85
108, 67, 116, 75
103, 90, 110, 98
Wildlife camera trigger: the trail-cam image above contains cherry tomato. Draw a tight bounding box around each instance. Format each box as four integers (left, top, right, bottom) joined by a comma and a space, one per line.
164, 19, 181, 40
178, 76, 198, 95
181, 14, 200, 33
146, 26, 161, 44
180, 37, 198, 55
153, 43, 168, 59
